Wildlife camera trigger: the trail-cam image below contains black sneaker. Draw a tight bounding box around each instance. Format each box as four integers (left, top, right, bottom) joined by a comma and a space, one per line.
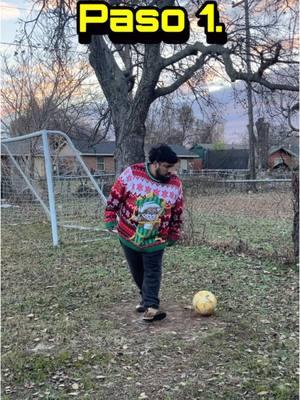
143, 307, 167, 322
135, 303, 146, 313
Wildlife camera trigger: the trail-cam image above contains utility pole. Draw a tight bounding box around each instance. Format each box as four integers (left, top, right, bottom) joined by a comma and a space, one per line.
233, 0, 256, 180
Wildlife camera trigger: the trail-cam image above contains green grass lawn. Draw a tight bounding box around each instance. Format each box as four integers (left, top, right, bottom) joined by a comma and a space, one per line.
2, 224, 299, 400
3, 187, 293, 262
186, 214, 293, 260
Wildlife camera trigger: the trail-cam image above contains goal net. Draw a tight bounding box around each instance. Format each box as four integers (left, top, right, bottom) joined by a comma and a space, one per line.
1, 130, 110, 247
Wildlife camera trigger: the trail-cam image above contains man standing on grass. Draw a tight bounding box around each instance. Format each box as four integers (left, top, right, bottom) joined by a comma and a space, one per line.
104, 144, 184, 322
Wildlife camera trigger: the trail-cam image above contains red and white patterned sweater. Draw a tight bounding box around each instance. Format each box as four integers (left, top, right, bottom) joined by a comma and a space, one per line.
104, 163, 184, 252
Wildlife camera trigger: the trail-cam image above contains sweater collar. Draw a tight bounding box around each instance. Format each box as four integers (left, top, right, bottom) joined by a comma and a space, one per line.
145, 163, 161, 183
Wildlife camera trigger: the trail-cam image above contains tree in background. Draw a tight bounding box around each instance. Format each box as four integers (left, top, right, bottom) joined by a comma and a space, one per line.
146, 96, 224, 147
193, 113, 225, 145
1, 52, 85, 134
255, 117, 270, 170
1, 50, 112, 143
18, 0, 298, 174
177, 103, 195, 145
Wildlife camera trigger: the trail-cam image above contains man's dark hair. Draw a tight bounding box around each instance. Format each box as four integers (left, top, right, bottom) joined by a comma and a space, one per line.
149, 144, 178, 164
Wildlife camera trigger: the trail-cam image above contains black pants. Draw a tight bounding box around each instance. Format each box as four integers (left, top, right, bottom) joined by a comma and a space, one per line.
120, 243, 164, 309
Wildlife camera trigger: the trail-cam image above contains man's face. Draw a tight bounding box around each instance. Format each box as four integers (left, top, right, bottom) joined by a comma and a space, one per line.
154, 162, 176, 183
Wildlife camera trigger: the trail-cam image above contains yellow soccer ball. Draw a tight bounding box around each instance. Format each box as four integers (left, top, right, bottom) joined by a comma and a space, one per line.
193, 290, 217, 316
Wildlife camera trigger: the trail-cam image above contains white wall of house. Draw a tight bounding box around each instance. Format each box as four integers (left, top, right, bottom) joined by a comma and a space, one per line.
180, 159, 188, 172
58, 143, 74, 157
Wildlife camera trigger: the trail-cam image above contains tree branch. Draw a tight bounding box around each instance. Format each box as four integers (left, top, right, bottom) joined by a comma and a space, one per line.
161, 41, 299, 93
135, 43, 162, 102
155, 52, 208, 98
89, 36, 128, 104
161, 43, 201, 68
257, 43, 281, 77
221, 49, 299, 91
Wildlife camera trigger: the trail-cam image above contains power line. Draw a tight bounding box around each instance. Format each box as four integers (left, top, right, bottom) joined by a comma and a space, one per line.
0, 41, 88, 55
0, 4, 39, 12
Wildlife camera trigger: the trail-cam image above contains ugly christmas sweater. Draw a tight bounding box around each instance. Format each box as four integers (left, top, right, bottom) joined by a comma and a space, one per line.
104, 163, 184, 252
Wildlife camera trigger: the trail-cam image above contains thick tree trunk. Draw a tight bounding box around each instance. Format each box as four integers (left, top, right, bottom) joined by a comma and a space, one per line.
89, 38, 161, 174
114, 123, 146, 175
292, 169, 299, 261
112, 102, 150, 175
255, 117, 269, 171
112, 86, 157, 174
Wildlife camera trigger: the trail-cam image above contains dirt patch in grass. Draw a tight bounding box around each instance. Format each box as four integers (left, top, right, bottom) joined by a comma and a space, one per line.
107, 301, 227, 336
2, 225, 299, 400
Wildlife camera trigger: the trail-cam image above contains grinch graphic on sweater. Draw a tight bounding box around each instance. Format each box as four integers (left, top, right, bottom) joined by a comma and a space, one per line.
130, 192, 166, 246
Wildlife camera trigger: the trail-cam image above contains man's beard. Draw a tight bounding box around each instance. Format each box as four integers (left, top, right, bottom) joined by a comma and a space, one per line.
156, 171, 171, 183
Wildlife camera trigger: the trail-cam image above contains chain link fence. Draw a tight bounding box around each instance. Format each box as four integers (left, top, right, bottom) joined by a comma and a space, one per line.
1, 145, 295, 262
182, 177, 294, 263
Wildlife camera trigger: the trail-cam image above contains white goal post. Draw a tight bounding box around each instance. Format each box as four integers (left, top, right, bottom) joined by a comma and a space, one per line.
1, 130, 108, 246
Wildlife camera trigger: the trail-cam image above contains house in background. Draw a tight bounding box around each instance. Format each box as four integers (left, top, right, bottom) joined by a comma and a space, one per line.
6, 135, 297, 179
268, 143, 299, 171
2, 138, 199, 178
59, 140, 200, 174
158, 144, 200, 173
206, 149, 249, 170
191, 143, 249, 170
1, 141, 46, 178
1, 140, 50, 199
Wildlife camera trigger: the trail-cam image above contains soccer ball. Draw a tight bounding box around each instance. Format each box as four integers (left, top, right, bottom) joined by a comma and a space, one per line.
193, 290, 217, 316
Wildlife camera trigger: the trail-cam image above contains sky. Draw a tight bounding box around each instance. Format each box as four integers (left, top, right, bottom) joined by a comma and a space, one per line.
1, 1, 23, 42
0, 1, 271, 144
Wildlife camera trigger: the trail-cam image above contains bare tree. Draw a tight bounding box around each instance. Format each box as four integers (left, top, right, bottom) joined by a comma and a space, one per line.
177, 103, 196, 144
1, 49, 113, 143
146, 97, 224, 147
255, 117, 269, 170
281, 100, 299, 133
147, 99, 196, 145
146, 94, 179, 144
19, 0, 298, 173
292, 168, 299, 259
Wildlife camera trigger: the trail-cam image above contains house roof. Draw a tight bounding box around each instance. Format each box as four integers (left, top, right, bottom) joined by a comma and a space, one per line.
1, 138, 198, 159
151, 144, 197, 158
192, 143, 249, 150
73, 140, 198, 158
269, 144, 299, 158
72, 140, 115, 156
1, 141, 46, 156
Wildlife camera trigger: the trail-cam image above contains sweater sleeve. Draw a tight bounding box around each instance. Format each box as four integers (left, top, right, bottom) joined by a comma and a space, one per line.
168, 182, 184, 242
104, 167, 129, 229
